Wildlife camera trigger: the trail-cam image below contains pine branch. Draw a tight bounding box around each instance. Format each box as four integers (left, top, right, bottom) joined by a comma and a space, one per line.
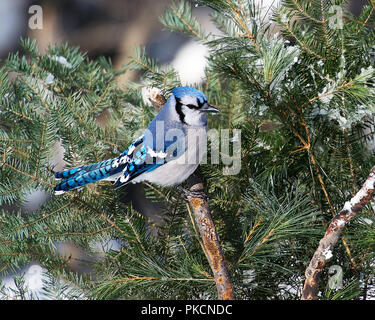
301, 166, 375, 300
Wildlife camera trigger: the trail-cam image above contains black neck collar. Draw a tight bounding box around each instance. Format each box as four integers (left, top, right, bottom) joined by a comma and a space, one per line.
175, 98, 186, 124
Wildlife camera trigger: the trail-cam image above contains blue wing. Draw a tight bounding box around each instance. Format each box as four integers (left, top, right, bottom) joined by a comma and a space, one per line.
113, 140, 165, 189
113, 133, 186, 189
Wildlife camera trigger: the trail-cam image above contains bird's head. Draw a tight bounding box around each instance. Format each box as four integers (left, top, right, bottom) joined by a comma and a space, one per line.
172, 87, 220, 126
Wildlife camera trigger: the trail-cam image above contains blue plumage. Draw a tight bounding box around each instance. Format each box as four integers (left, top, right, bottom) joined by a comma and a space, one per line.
54, 136, 145, 194
171, 87, 207, 103
54, 156, 123, 194
53, 86, 219, 195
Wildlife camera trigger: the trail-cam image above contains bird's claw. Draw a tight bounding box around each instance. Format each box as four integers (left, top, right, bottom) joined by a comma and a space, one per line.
176, 186, 207, 200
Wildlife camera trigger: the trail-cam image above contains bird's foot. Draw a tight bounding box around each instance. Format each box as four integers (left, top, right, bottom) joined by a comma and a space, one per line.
176, 186, 207, 200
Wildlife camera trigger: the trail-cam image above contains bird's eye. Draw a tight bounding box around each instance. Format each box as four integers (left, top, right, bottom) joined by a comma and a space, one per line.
186, 104, 198, 109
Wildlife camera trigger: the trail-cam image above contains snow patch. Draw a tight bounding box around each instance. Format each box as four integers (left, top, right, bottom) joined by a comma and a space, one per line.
322, 246, 333, 260
52, 56, 73, 69
141, 87, 163, 107
45, 73, 54, 85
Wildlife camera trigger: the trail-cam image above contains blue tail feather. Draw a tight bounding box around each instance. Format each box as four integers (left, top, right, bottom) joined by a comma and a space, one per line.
55, 159, 116, 180
54, 158, 123, 194
55, 167, 83, 180
54, 136, 145, 194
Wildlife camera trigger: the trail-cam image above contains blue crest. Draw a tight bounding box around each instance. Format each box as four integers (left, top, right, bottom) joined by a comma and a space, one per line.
171, 87, 207, 104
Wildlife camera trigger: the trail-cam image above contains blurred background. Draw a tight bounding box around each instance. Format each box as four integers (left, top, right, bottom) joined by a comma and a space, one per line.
0, 0, 368, 298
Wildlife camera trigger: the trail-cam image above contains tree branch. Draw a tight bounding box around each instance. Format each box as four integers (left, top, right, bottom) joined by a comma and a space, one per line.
301, 166, 375, 300
185, 174, 234, 300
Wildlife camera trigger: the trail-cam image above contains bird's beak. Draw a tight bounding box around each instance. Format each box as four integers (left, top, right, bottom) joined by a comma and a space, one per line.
201, 103, 220, 113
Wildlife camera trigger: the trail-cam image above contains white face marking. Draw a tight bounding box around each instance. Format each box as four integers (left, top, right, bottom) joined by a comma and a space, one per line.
180, 95, 200, 107
181, 104, 207, 126
176, 94, 209, 126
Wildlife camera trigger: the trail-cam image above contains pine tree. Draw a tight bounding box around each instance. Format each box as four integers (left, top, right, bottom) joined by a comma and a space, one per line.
1, 0, 375, 300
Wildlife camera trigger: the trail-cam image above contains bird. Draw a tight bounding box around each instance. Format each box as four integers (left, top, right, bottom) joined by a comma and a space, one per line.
54, 87, 220, 195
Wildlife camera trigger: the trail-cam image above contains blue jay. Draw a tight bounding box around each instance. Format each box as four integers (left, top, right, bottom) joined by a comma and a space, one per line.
54, 87, 219, 195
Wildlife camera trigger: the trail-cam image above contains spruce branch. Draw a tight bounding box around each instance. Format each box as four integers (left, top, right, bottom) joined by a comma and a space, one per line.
301, 166, 375, 300
145, 87, 234, 300
160, 0, 208, 41
290, 0, 324, 24
225, 0, 260, 52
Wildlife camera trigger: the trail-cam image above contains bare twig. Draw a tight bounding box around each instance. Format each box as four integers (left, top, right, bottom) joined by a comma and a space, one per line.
185, 175, 234, 300
301, 166, 375, 300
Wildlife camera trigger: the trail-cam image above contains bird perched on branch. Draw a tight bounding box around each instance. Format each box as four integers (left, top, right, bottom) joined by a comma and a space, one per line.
54, 87, 219, 195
